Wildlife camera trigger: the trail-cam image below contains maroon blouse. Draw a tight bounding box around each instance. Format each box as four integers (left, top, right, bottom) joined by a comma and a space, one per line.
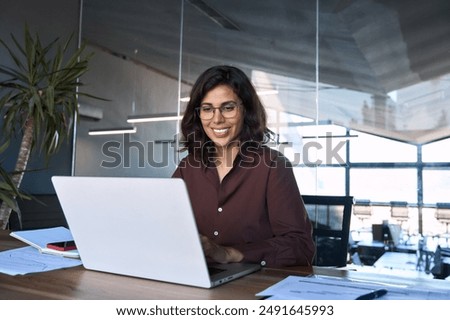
172, 146, 315, 267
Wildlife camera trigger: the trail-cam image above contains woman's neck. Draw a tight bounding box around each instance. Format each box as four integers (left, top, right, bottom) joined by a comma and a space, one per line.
213, 144, 240, 182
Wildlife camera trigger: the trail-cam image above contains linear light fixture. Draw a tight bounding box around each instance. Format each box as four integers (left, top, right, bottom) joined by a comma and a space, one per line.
127, 113, 183, 123
88, 127, 137, 136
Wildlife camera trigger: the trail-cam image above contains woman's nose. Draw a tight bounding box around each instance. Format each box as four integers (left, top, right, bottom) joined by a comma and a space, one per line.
211, 108, 225, 123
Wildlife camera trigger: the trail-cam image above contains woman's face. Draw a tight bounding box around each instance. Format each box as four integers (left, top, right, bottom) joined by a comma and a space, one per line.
199, 85, 244, 149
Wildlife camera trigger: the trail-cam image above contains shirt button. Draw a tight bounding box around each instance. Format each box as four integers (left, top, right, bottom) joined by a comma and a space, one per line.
213, 231, 219, 236
260, 260, 266, 267
217, 207, 223, 213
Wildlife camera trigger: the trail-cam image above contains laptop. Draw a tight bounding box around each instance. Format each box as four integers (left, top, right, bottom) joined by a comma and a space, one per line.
51, 176, 261, 288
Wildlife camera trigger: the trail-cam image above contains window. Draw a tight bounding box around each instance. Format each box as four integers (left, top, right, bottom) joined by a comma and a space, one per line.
294, 167, 346, 196
422, 138, 450, 162
350, 168, 417, 203
349, 131, 417, 163
422, 169, 450, 204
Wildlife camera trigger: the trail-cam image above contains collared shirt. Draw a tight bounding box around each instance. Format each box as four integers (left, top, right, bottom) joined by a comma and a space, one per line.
172, 146, 315, 267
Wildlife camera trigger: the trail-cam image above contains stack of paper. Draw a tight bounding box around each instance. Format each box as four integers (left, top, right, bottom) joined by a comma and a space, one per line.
0, 226, 83, 276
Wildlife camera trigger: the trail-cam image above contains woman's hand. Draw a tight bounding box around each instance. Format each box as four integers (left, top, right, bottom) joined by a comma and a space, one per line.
200, 234, 244, 264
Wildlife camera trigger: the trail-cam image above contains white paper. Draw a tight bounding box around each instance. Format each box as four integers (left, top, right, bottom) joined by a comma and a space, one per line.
257, 275, 378, 300
256, 275, 450, 300
0, 246, 82, 276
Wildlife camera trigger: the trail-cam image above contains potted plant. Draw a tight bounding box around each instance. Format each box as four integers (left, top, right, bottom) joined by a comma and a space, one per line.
0, 26, 97, 229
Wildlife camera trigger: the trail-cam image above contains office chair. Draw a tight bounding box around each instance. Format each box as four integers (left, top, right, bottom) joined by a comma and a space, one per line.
390, 201, 410, 239
302, 195, 354, 267
435, 203, 450, 244
353, 199, 372, 222
352, 199, 372, 238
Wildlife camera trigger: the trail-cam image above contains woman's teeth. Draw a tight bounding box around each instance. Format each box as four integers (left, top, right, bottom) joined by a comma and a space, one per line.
213, 128, 228, 134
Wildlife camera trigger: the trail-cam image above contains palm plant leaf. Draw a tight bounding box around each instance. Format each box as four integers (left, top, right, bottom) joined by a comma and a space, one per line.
0, 26, 96, 157
0, 25, 105, 228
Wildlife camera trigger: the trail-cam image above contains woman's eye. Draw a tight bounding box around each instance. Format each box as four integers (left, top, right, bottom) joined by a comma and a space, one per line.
223, 105, 235, 112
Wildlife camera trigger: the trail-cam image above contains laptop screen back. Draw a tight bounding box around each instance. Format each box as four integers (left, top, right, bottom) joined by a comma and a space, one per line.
52, 176, 212, 288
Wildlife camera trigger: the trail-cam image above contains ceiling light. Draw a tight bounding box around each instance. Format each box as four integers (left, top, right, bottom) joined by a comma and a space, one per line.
88, 127, 137, 135
127, 113, 183, 123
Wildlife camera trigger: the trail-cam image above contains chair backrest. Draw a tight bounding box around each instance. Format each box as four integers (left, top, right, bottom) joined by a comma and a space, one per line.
302, 195, 354, 267
436, 203, 450, 223
390, 201, 409, 220
353, 199, 372, 218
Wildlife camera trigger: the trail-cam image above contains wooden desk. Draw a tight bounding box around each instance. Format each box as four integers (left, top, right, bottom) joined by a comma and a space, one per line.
1, 231, 449, 299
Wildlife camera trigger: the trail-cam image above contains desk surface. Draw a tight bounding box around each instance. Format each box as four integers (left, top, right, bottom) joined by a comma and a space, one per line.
1, 230, 449, 299
374, 252, 419, 271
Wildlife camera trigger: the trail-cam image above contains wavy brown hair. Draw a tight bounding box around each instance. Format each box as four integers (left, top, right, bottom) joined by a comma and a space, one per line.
180, 65, 273, 163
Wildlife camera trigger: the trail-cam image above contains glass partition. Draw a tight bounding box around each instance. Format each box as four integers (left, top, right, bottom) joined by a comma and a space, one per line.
78, 0, 450, 237
77, 1, 183, 177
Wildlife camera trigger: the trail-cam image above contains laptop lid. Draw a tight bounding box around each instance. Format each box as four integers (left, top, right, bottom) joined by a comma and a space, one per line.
51, 176, 260, 288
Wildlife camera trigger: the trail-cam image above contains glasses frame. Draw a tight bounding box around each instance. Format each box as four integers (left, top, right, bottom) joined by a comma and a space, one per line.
196, 102, 242, 120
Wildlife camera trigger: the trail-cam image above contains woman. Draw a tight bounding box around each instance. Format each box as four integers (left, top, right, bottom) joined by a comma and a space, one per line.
172, 65, 315, 267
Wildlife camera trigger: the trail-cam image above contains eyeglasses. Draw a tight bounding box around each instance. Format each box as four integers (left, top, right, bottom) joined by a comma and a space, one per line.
196, 102, 241, 120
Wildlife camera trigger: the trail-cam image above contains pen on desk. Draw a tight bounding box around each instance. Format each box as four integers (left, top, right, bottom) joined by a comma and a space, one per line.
356, 289, 388, 300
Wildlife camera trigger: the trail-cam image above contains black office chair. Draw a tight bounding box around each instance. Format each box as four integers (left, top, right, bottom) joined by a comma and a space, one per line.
435, 202, 450, 242
302, 195, 354, 267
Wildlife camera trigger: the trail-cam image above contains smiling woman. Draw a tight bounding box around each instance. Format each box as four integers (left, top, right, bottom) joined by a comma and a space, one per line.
172, 65, 315, 268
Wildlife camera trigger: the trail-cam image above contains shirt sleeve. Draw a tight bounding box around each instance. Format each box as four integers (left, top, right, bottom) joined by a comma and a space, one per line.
234, 155, 315, 267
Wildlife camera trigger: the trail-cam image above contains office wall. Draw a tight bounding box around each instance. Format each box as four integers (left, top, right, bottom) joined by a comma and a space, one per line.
0, 0, 81, 194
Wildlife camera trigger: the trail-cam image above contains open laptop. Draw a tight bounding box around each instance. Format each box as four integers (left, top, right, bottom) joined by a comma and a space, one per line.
51, 176, 261, 288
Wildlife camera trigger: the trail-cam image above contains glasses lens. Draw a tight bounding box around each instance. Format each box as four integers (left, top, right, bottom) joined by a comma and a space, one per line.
221, 103, 238, 118
198, 106, 213, 119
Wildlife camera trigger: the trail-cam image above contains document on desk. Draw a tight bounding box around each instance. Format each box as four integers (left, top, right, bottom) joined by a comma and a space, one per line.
256, 275, 384, 300
0, 246, 82, 276
257, 275, 450, 300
